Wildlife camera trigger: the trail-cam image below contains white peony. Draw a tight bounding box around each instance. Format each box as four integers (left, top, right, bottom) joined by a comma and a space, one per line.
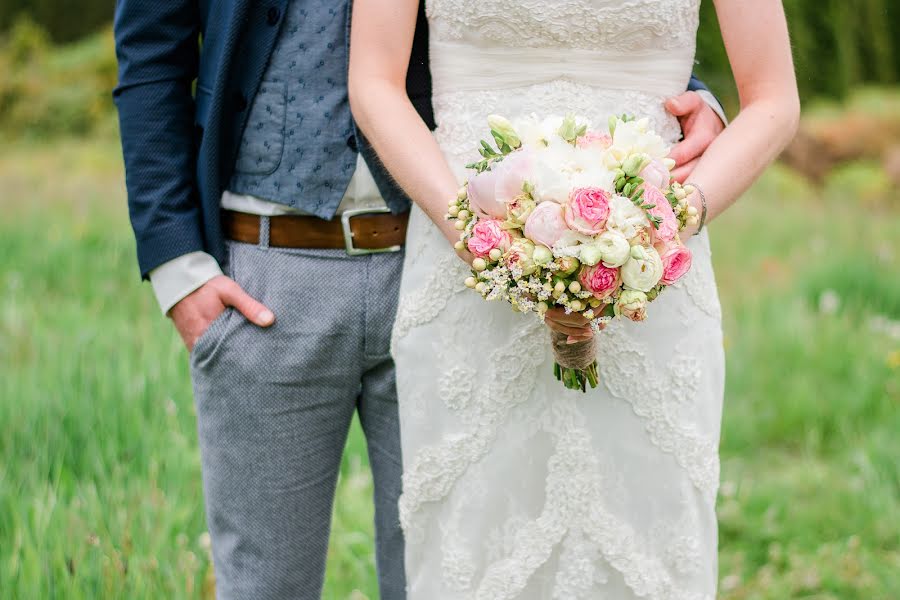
595, 230, 631, 268
607, 117, 670, 161
531, 159, 572, 203
620, 245, 664, 292
605, 194, 649, 240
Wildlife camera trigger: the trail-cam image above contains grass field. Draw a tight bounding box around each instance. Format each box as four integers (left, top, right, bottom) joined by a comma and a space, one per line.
0, 135, 898, 599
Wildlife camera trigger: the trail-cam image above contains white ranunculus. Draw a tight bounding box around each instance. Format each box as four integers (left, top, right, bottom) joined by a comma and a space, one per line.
605, 194, 649, 240
620, 245, 664, 292
595, 230, 631, 268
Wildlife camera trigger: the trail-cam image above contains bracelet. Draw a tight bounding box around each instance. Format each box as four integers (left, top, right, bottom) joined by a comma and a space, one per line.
687, 182, 708, 235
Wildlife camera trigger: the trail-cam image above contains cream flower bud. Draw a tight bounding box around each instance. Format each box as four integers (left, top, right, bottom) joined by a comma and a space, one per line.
554, 281, 567, 294
595, 231, 631, 268
630, 245, 649, 261
532, 244, 553, 266
457, 187, 468, 200
487, 114, 521, 148
588, 297, 602, 308
449, 197, 459, 207
489, 248, 503, 261
464, 276, 477, 288
570, 299, 584, 311
674, 186, 687, 201
448, 205, 460, 217
614, 289, 649, 322
475, 282, 487, 293
472, 258, 487, 271
557, 256, 581, 276
622, 153, 650, 177
458, 209, 471, 220
621, 245, 663, 292
687, 205, 698, 217
568, 281, 582, 294
455, 220, 466, 230
454, 240, 465, 251
579, 245, 605, 267
536, 301, 549, 313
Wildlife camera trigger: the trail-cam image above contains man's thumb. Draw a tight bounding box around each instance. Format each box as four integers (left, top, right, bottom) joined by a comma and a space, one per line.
666, 92, 700, 117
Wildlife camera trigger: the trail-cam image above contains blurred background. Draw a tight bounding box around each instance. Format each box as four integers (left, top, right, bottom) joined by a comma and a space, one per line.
0, 2, 897, 598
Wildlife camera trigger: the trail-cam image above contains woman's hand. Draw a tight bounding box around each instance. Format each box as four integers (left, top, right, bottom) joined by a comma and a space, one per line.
544, 307, 603, 344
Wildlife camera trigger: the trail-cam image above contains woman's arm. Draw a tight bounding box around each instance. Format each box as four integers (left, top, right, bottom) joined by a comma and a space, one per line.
348, 0, 463, 250
681, 0, 800, 234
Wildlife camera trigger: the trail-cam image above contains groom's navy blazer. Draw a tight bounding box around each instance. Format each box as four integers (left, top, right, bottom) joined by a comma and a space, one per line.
113, 0, 713, 279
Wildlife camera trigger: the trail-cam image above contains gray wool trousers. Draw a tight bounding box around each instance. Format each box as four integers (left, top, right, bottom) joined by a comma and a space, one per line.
189, 234, 406, 600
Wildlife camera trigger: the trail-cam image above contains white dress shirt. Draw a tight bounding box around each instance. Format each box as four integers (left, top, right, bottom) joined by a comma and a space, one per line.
150, 94, 726, 314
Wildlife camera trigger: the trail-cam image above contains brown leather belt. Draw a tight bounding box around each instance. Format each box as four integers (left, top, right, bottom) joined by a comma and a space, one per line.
223, 209, 408, 254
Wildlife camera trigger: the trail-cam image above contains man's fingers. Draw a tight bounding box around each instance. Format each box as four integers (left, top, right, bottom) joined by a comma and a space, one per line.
665, 91, 703, 117
218, 280, 275, 327
670, 157, 700, 183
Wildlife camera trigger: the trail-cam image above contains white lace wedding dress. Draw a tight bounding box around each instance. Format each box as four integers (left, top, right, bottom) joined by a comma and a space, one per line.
391, 1, 725, 598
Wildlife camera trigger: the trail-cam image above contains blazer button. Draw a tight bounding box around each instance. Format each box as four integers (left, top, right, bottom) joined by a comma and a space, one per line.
266, 7, 281, 26
346, 135, 358, 152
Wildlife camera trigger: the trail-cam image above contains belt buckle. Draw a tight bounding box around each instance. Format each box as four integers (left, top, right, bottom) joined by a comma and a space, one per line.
340, 207, 403, 256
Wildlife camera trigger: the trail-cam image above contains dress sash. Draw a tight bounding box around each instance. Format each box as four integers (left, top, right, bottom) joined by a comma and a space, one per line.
429, 41, 694, 98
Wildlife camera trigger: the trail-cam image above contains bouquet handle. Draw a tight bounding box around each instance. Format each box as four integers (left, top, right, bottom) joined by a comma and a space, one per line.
549, 330, 600, 392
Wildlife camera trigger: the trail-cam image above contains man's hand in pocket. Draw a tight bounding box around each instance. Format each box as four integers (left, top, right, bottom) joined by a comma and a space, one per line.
169, 275, 275, 351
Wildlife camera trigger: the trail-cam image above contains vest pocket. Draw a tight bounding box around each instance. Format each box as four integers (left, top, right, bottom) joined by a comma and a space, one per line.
233, 81, 287, 176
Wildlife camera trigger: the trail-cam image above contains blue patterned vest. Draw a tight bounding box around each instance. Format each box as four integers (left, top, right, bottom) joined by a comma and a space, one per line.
228, 0, 435, 218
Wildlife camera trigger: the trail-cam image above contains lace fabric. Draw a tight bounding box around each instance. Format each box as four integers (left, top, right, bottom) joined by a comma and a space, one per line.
392, 1, 725, 597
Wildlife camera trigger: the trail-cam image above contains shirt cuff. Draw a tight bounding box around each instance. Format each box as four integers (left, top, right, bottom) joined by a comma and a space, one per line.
148, 251, 223, 315
694, 89, 728, 126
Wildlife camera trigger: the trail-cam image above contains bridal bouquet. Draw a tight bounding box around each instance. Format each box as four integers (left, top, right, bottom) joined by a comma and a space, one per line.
446, 114, 700, 391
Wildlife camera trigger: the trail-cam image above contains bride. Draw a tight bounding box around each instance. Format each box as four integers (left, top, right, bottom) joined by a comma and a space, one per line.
349, 1, 798, 598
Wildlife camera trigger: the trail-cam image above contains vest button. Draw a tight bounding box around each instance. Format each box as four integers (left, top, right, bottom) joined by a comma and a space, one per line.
266, 7, 281, 26
346, 135, 358, 152
234, 92, 248, 112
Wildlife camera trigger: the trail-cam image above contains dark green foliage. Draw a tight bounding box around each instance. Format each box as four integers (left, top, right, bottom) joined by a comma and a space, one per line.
695, 0, 899, 111
0, 0, 109, 43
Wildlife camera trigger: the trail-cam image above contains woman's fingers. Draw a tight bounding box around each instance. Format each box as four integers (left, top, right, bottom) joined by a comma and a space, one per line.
545, 307, 590, 327
545, 318, 592, 338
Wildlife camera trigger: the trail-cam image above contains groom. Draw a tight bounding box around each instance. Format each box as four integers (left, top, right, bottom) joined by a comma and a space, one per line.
113, 1, 725, 598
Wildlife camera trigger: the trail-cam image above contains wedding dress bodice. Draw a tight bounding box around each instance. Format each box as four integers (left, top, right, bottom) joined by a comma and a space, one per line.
427, 0, 701, 169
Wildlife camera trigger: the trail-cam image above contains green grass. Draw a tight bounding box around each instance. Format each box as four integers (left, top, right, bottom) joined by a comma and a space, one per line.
0, 137, 898, 599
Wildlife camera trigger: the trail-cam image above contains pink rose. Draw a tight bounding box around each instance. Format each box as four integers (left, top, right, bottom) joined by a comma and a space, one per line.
577, 131, 612, 150
639, 159, 671, 190
578, 263, 621, 300
657, 241, 693, 285
523, 201, 570, 248
466, 151, 533, 218
565, 187, 611, 235
643, 185, 678, 242
467, 218, 512, 259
